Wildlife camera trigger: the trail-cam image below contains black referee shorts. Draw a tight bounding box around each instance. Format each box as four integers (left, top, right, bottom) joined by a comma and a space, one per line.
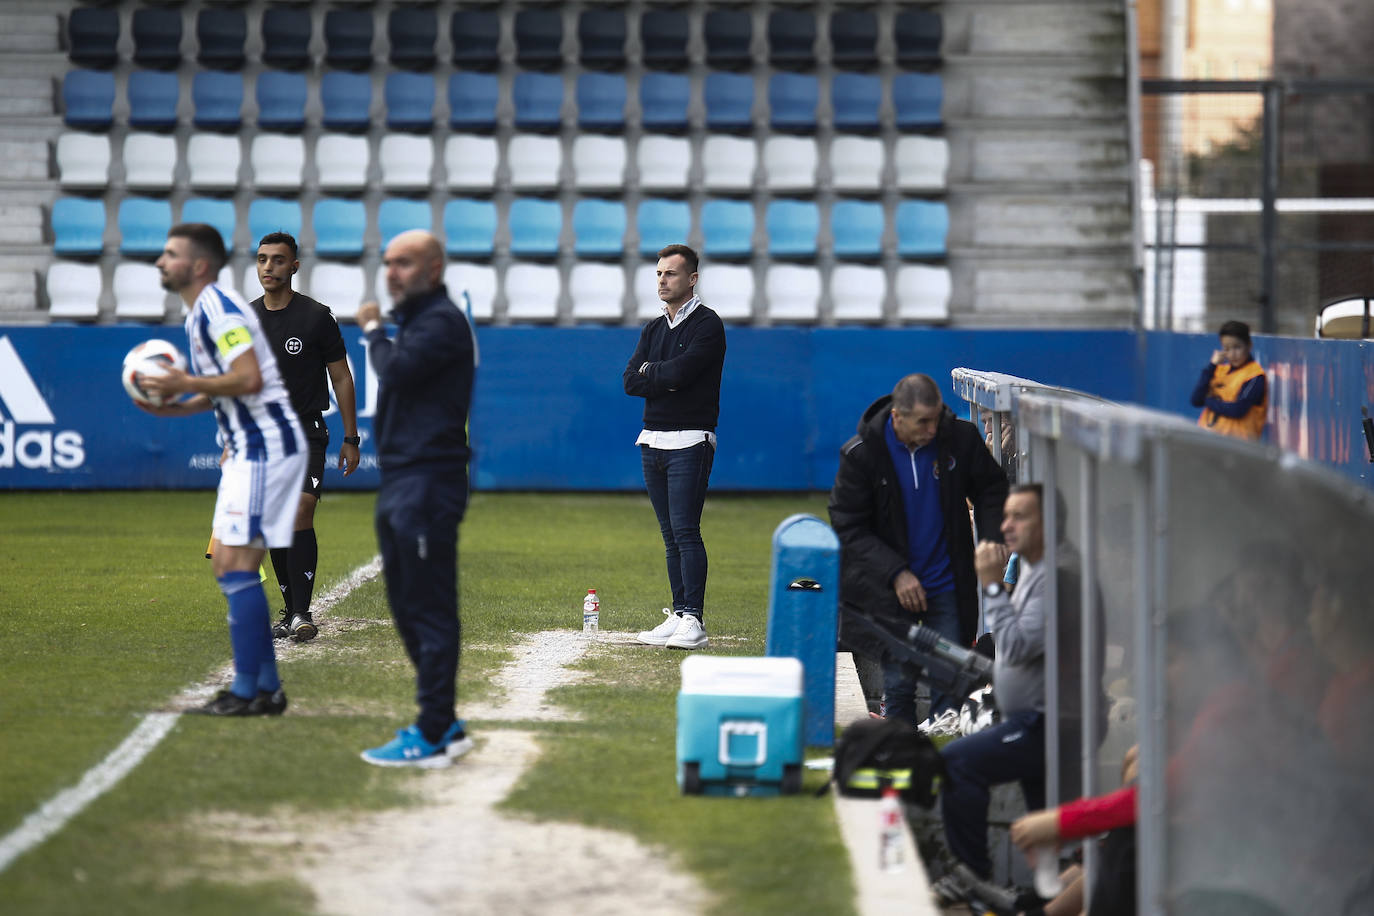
300, 413, 328, 500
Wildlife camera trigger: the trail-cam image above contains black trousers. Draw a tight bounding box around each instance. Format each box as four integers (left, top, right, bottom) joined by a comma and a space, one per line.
375, 470, 467, 743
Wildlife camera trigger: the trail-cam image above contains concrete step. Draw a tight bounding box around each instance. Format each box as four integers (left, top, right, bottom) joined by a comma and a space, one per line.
950, 254, 1138, 324
944, 58, 1126, 121
0, 74, 61, 120
948, 125, 1130, 184
0, 11, 61, 55
949, 188, 1133, 249
0, 137, 54, 183
942, 3, 1125, 58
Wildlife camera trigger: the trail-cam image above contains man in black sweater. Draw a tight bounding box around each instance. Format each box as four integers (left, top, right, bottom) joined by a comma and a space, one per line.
623, 245, 726, 650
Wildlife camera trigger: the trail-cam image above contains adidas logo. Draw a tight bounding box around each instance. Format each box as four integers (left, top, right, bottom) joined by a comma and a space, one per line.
0, 336, 86, 470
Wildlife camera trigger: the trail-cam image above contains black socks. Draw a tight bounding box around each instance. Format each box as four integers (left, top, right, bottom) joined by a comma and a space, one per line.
269, 528, 319, 615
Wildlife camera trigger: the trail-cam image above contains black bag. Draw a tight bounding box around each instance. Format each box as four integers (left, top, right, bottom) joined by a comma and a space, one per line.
819, 716, 945, 808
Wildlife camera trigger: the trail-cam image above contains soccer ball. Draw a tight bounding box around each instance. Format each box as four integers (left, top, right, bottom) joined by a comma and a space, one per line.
122, 339, 186, 407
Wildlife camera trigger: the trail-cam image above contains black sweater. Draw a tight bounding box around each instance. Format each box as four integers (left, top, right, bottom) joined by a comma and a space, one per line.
622, 304, 727, 431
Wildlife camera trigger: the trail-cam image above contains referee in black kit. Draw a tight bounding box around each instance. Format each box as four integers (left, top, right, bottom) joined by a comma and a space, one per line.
249, 232, 361, 641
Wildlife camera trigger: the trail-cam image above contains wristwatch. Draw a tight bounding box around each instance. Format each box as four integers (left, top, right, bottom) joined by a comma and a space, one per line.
343, 435, 361, 445
982, 582, 1004, 599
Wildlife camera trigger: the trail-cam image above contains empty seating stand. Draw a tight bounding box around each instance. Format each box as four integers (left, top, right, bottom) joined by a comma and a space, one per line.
261, 7, 312, 70
389, 7, 437, 71
701, 199, 753, 259
313, 199, 366, 258
325, 9, 374, 71
831, 200, 885, 260
193, 71, 243, 131
386, 72, 436, 131
895, 9, 943, 68
577, 73, 626, 132
449, 72, 500, 132
705, 9, 752, 70
572, 199, 626, 258
66, 8, 119, 69
637, 198, 691, 257
895, 200, 949, 259
321, 71, 372, 132
579, 7, 626, 70
257, 71, 307, 131
830, 10, 878, 71
641, 9, 688, 70
64, 70, 116, 130
132, 7, 182, 70
508, 198, 562, 258
769, 73, 818, 133
128, 71, 179, 131
123, 133, 178, 191
316, 134, 370, 191
443, 199, 498, 259
56, 133, 110, 189
768, 9, 815, 70
832, 74, 882, 133
894, 72, 943, 131
182, 197, 236, 251
197, 8, 247, 71
118, 198, 173, 257
249, 198, 302, 247
52, 197, 106, 256
705, 73, 754, 133
766, 200, 819, 259
46, 262, 103, 320
378, 198, 432, 248
640, 72, 690, 133
513, 72, 563, 131
451, 9, 500, 70
515, 8, 563, 70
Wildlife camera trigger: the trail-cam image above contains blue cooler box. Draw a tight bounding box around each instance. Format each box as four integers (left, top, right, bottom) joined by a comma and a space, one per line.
676, 655, 805, 796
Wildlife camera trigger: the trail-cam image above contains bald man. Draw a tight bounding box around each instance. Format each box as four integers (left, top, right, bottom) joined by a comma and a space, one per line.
356, 230, 479, 767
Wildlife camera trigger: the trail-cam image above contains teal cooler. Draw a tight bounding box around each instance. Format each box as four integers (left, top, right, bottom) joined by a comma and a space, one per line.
676, 655, 804, 796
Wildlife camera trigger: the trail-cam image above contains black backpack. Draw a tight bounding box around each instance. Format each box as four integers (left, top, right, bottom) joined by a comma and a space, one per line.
819, 716, 945, 808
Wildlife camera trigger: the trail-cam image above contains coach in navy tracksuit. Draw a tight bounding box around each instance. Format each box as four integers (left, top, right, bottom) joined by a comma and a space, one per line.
355, 230, 477, 768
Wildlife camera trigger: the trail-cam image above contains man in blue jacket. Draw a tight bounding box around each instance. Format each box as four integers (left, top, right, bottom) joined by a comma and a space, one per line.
355, 230, 477, 767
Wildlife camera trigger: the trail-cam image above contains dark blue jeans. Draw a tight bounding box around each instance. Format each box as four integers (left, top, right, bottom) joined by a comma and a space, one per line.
881, 587, 961, 725
641, 441, 714, 617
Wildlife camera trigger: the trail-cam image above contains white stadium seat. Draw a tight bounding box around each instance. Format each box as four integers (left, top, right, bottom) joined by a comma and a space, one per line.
507, 135, 562, 191
503, 263, 560, 322
829, 136, 884, 193
763, 137, 817, 193
894, 136, 950, 192
122, 133, 178, 191
379, 133, 435, 191
113, 262, 169, 320
56, 133, 111, 189
895, 264, 952, 321
46, 261, 102, 319
697, 263, 754, 323
250, 134, 305, 191
315, 134, 370, 192
187, 133, 242, 191
306, 263, 366, 320
636, 135, 690, 192
830, 264, 886, 321
764, 265, 821, 322
571, 136, 627, 191
569, 263, 625, 322
444, 262, 497, 322
444, 135, 498, 190
701, 136, 756, 192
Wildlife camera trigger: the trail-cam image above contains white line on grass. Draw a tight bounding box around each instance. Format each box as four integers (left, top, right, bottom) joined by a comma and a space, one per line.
0, 555, 382, 876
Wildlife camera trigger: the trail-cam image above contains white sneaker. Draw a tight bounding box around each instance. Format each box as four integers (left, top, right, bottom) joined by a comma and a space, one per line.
635, 609, 681, 646
918, 709, 961, 737
664, 613, 708, 650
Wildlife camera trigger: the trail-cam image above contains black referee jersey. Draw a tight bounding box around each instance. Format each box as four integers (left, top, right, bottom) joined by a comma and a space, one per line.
250, 292, 348, 419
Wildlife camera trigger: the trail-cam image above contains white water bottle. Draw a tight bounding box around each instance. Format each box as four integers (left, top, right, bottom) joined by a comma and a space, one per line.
1033, 844, 1062, 897
582, 589, 600, 634
878, 784, 905, 872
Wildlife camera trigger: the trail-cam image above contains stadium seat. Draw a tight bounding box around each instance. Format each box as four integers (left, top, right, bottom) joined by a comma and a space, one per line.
831, 200, 884, 260
46, 262, 103, 320
113, 262, 168, 320
378, 198, 432, 249
379, 134, 434, 191
830, 264, 887, 322
704, 72, 755, 133
128, 71, 179, 130
830, 10, 878, 71
249, 134, 305, 191
52, 197, 106, 256
767, 200, 818, 259
573, 199, 625, 259
895, 264, 951, 321
314, 134, 370, 192
762, 137, 817, 192
577, 73, 627, 132
222, 265, 247, 301
248, 198, 302, 247
830, 136, 884, 192
570, 263, 626, 322
504, 263, 560, 322
702, 136, 757, 192
833, 73, 882, 133
640, 72, 690, 133
895, 9, 943, 68
197, 8, 246, 70
894, 73, 943, 132
637, 198, 691, 258
385, 72, 436, 131
312, 199, 366, 258
449, 72, 500, 132
320, 71, 372, 132
192, 71, 242, 131
509, 198, 562, 258
636, 136, 690, 192
769, 73, 818, 133
389, 7, 437, 70
66, 8, 119, 69
451, 10, 500, 70
507, 135, 562, 190
571, 136, 626, 191
701, 199, 754, 259
305, 263, 364, 320
63, 70, 116, 130
261, 7, 312, 70
894, 136, 950, 191
442, 199, 497, 259
181, 197, 236, 251
633, 262, 662, 320
122, 134, 178, 192
118, 198, 173, 257
515, 8, 563, 70
513, 72, 563, 132
187, 134, 241, 190
56, 133, 110, 189
444, 135, 498, 190
764, 266, 821, 322
696, 263, 755, 323
768, 8, 816, 70
132, 8, 182, 70
895, 200, 949, 258
443, 263, 497, 322
324, 9, 374, 71
704, 9, 752, 70
257, 71, 307, 131
640, 9, 688, 70
578, 8, 626, 70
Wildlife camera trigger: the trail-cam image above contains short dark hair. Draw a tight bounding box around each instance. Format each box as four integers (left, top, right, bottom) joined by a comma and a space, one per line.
1009, 482, 1043, 507
1218, 320, 1251, 344
892, 373, 942, 412
657, 244, 698, 275
257, 232, 298, 260
168, 222, 227, 273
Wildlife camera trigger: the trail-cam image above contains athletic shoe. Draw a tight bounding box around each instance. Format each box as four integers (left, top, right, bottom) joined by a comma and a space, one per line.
918, 709, 961, 737
442, 720, 475, 762
664, 614, 708, 650
248, 687, 288, 716
635, 608, 681, 646
288, 612, 318, 642
271, 609, 292, 640
189, 689, 257, 716
360, 721, 472, 768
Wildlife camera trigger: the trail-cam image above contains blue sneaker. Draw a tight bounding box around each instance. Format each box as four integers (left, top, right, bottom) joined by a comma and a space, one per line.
360, 722, 473, 768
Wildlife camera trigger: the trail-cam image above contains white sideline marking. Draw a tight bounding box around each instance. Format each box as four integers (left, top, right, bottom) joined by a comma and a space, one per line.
0, 556, 382, 875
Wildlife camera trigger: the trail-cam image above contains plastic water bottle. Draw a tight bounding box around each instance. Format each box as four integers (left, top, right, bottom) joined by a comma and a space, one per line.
878, 784, 905, 872
582, 589, 599, 634
1033, 844, 1063, 897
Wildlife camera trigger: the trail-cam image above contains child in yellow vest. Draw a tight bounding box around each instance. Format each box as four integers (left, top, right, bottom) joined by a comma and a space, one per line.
1191, 320, 1267, 441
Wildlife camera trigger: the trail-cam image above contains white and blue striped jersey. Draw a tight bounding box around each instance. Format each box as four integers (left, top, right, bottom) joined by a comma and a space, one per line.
183, 283, 303, 462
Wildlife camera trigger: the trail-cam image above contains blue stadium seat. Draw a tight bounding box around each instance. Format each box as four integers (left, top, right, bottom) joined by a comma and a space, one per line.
705, 72, 754, 133
640, 72, 690, 133
830, 10, 878, 71
261, 7, 312, 70
508, 198, 562, 258
320, 71, 372, 132
66, 8, 119, 69
895, 9, 943, 68
577, 73, 626, 132
513, 72, 563, 132
197, 8, 246, 70
132, 8, 182, 70
181, 197, 236, 252
312, 199, 366, 258
701, 199, 754, 259
895, 200, 949, 258
579, 8, 626, 70
449, 72, 500, 132
515, 8, 563, 70
193, 71, 242, 131
389, 7, 437, 70
442, 199, 497, 259
52, 197, 106, 256
63, 70, 115, 130
705, 9, 752, 70
769, 73, 818, 133
118, 197, 173, 257
128, 71, 179, 130
573, 199, 626, 258
378, 198, 432, 249
893, 73, 943, 131
324, 9, 374, 71
768, 9, 815, 70
385, 72, 436, 131
451, 10, 500, 70
832, 73, 882, 133
766, 200, 818, 259
256, 71, 307, 131
640, 9, 688, 70
637, 199, 690, 258
249, 198, 303, 247
831, 200, 884, 259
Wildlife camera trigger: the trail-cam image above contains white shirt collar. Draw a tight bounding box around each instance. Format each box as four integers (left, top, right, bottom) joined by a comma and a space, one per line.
661, 295, 701, 330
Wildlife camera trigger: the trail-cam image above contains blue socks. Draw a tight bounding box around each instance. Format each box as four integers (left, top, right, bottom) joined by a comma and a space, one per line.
217, 570, 280, 699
